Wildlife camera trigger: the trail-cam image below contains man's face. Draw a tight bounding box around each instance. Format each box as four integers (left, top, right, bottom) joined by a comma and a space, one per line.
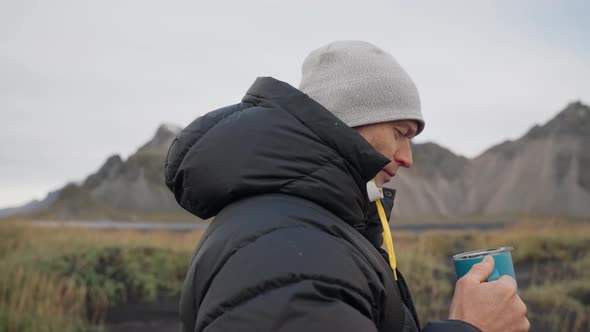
354, 120, 418, 187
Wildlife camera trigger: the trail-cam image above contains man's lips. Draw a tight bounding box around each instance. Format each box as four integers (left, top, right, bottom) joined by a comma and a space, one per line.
383, 168, 395, 177
381, 168, 396, 182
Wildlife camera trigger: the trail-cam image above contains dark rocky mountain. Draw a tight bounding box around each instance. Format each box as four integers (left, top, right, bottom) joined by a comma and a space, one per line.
4, 101, 589, 221
28, 124, 196, 221
388, 101, 590, 219
136, 124, 182, 154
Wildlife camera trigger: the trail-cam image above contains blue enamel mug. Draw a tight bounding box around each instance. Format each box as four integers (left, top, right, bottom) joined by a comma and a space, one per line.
453, 247, 517, 286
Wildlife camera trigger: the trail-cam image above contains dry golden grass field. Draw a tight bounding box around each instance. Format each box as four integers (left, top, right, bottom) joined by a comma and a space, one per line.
1, 219, 588, 332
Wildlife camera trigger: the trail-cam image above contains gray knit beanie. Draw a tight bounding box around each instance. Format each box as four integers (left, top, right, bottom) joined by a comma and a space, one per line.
299, 40, 425, 135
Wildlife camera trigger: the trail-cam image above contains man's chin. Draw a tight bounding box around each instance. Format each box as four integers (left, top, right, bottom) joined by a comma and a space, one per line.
374, 178, 387, 188
380, 173, 392, 186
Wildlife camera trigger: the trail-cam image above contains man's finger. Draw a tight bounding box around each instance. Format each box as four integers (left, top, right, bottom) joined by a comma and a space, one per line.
466, 255, 495, 283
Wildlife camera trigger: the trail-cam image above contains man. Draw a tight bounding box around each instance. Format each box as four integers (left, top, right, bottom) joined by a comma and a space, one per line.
165, 40, 529, 332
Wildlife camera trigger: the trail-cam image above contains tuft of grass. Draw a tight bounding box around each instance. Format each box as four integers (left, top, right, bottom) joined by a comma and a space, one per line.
397, 251, 453, 320
0, 222, 203, 331
521, 280, 590, 332
0, 265, 99, 332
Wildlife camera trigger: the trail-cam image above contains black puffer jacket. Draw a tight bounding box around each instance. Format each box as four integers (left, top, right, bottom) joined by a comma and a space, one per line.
165, 77, 481, 332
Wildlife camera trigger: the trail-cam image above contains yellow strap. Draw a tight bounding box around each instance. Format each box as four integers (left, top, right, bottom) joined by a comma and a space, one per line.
376, 199, 398, 280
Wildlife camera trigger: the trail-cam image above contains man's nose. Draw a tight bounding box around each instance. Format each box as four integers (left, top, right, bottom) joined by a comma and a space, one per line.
394, 140, 413, 168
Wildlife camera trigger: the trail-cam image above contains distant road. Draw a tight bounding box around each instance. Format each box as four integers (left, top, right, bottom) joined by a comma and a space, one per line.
391, 222, 504, 232
31, 220, 505, 233
31, 220, 208, 230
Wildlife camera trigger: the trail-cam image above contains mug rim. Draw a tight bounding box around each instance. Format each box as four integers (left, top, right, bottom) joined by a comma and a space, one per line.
453, 246, 513, 260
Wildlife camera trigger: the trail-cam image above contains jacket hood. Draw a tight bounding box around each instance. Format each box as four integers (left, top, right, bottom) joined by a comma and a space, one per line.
165, 77, 391, 226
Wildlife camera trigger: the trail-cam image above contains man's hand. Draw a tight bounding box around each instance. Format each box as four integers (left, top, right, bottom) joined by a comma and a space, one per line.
449, 255, 530, 332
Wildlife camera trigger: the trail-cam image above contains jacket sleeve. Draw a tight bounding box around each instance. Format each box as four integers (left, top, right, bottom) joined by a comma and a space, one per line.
422, 320, 482, 332
194, 227, 382, 332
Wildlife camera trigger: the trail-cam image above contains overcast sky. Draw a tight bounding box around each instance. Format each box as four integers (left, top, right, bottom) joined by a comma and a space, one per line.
1, 0, 589, 208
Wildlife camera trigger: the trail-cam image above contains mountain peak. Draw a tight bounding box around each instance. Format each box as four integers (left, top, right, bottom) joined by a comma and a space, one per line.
83, 154, 124, 189
482, 101, 589, 159
525, 101, 589, 140
137, 123, 182, 154
158, 123, 183, 135
555, 101, 589, 122
406, 142, 468, 179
